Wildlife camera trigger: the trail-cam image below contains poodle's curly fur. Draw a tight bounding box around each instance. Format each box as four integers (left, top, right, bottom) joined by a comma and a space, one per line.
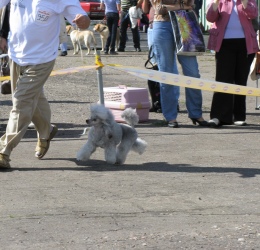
76, 104, 147, 164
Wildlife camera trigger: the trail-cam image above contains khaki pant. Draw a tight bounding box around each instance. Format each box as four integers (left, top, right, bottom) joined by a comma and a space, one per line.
0, 59, 55, 156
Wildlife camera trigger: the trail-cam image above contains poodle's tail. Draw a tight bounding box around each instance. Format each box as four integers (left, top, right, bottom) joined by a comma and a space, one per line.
121, 108, 139, 127
132, 138, 147, 155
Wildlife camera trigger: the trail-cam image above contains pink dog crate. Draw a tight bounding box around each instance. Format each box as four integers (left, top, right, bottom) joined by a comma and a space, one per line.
103, 85, 150, 123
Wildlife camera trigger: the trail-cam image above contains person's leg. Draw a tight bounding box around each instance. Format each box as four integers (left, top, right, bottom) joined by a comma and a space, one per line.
210, 39, 236, 124
0, 59, 55, 158
59, 16, 68, 56
177, 55, 203, 119
59, 42, 67, 56
153, 21, 179, 123
105, 13, 113, 53
146, 27, 161, 112
131, 23, 141, 51
109, 12, 119, 53
233, 39, 255, 122
60, 42, 67, 52
119, 11, 128, 51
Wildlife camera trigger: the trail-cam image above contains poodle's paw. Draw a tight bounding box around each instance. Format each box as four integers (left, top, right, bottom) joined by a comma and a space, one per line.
106, 159, 117, 165
76, 155, 84, 161
76, 152, 90, 161
115, 160, 124, 165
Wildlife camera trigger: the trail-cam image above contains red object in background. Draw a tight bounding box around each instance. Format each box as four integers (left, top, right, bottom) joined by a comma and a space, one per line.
79, 0, 105, 20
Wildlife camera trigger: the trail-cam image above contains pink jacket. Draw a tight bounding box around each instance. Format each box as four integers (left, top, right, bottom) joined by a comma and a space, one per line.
206, 0, 259, 54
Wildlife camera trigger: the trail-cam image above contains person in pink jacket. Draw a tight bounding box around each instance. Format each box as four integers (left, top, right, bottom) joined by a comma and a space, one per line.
206, 0, 259, 127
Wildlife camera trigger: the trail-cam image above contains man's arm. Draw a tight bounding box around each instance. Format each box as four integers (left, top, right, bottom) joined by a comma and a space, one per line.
100, 2, 105, 10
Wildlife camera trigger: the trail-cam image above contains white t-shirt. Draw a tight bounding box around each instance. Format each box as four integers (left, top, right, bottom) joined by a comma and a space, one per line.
0, 0, 87, 66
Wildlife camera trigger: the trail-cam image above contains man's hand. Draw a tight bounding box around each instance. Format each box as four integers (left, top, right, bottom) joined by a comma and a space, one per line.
72, 14, 91, 30
0, 37, 7, 53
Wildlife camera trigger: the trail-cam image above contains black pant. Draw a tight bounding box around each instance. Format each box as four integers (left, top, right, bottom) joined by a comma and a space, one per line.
119, 10, 140, 50
105, 12, 119, 52
210, 39, 255, 124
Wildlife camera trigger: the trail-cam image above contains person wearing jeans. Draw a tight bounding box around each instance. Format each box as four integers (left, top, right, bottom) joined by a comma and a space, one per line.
151, 1, 207, 128
101, 0, 120, 55
59, 15, 68, 56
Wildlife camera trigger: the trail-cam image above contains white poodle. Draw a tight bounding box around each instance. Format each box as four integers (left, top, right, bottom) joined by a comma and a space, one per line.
76, 104, 147, 165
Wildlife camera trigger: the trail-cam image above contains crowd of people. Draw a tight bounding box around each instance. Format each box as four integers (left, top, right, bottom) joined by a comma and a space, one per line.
0, 0, 259, 169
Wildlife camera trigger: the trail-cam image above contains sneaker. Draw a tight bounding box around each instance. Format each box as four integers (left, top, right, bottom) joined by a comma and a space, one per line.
0, 153, 11, 169
104, 51, 108, 55
110, 51, 118, 55
59, 51, 67, 56
234, 121, 247, 126
28, 122, 35, 129
136, 48, 141, 52
117, 48, 125, 52
208, 118, 220, 127
168, 121, 179, 128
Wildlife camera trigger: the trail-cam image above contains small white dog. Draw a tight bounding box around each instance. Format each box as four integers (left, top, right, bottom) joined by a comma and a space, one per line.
129, 6, 143, 29
93, 23, 120, 52
70, 30, 97, 55
76, 104, 147, 165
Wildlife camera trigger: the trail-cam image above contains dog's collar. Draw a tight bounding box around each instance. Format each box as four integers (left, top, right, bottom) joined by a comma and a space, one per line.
100, 26, 107, 32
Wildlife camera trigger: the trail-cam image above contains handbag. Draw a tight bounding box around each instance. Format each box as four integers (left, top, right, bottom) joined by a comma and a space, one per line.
168, 10, 205, 56
0, 54, 11, 95
144, 46, 162, 113
1, 80, 11, 95
0, 55, 10, 76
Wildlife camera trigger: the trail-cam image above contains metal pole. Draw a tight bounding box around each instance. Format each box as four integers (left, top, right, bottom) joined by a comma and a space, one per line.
95, 50, 104, 105
256, 0, 259, 109
256, 79, 259, 110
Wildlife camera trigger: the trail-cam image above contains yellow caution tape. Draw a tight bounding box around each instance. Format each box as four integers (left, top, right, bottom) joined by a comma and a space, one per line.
2, 61, 260, 97
108, 65, 260, 97
0, 65, 98, 81
95, 54, 104, 67
0, 75, 10, 81
50, 65, 98, 76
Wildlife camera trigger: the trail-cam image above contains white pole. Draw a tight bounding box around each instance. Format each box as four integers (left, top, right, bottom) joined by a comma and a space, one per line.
96, 50, 104, 105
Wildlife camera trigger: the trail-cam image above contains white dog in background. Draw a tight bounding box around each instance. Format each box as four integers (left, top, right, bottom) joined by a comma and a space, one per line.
93, 23, 120, 52
70, 30, 97, 55
66, 25, 75, 35
129, 6, 143, 29
76, 104, 147, 165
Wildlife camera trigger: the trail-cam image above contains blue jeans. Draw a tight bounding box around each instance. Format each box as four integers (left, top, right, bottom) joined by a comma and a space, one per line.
105, 12, 119, 52
153, 21, 203, 121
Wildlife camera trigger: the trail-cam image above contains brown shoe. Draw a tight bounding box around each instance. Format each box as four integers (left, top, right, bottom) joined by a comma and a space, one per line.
35, 125, 58, 159
0, 153, 11, 169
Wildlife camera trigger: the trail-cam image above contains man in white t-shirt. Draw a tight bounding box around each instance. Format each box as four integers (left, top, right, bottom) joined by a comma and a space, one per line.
0, 0, 90, 169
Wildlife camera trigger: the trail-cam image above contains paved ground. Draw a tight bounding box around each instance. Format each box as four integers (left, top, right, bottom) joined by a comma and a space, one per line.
1, 33, 260, 250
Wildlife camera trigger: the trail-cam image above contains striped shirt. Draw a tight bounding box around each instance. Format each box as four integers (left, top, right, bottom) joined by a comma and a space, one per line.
121, 0, 137, 11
